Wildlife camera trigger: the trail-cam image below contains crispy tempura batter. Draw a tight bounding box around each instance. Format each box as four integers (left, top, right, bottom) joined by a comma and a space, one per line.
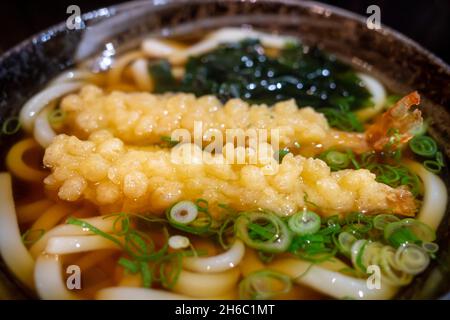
60, 86, 423, 157
60, 85, 330, 147
43, 131, 416, 217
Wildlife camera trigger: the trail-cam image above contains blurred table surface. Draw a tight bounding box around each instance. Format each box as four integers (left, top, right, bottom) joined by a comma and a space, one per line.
0, 0, 449, 63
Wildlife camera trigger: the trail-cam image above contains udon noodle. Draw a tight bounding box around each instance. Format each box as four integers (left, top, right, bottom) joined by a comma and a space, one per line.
0, 28, 447, 300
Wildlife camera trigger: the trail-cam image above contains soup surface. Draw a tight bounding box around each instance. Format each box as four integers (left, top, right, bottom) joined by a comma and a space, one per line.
0, 28, 447, 300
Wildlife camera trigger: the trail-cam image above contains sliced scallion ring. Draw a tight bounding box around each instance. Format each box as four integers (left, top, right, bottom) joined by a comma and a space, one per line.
350, 239, 368, 273
168, 200, 198, 225
378, 245, 413, 286
422, 242, 439, 254
336, 231, 357, 256
373, 214, 400, 230
235, 211, 292, 253
394, 243, 430, 275
239, 270, 292, 300
319, 150, 351, 171
166, 200, 213, 235
384, 218, 436, 247
409, 135, 438, 157
288, 210, 321, 235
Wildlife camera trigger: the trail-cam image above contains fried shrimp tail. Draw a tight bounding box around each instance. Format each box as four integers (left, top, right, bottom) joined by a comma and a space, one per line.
366, 91, 422, 151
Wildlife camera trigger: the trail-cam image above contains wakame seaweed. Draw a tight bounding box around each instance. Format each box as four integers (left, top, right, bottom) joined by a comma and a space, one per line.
149, 39, 372, 131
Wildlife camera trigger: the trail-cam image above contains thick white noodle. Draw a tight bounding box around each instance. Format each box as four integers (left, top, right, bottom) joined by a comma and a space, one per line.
0, 173, 35, 288
269, 258, 397, 300
130, 58, 153, 91
49, 69, 93, 85
406, 161, 448, 230
33, 106, 56, 148
30, 215, 117, 258
141, 39, 178, 59
173, 267, 240, 298
19, 82, 83, 131
142, 27, 296, 65
45, 235, 122, 255
34, 254, 78, 300
355, 73, 387, 121
96, 287, 192, 300
183, 240, 245, 273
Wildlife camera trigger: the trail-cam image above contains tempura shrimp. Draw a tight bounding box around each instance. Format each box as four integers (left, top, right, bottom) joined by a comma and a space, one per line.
320, 92, 423, 154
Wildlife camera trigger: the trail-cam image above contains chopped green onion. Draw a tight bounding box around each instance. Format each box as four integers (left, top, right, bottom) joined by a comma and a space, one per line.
384, 218, 435, 247
47, 109, 66, 125
195, 198, 209, 212
67, 217, 122, 247
168, 201, 198, 225
360, 151, 377, 167
319, 150, 350, 171
409, 135, 438, 157
218, 203, 236, 214
217, 216, 235, 250
111, 212, 131, 236
235, 211, 292, 253
319, 215, 341, 235
422, 242, 439, 254
124, 230, 153, 258
336, 231, 357, 256
160, 135, 179, 147
436, 151, 445, 167
140, 262, 152, 287
423, 160, 443, 174
239, 270, 292, 300
394, 243, 430, 275
344, 212, 373, 234
288, 211, 321, 235
384, 128, 401, 151
303, 192, 319, 209
319, 106, 364, 132
378, 245, 413, 286
257, 251, 275, 263
1, 116, 21, 135
275, 149, 290, 163
67, 216, 169, 262
289, 233, 337, 263
373, 214, 400, 230
350, 239, 368, 273
348, 150, 360, 169
248, 222, 278, 242
387, 227, 420, 248
158, 253, 182, 289
367, 164, 400, 185
365, 163, 421, 197
21, 228, 45, 245
166, 200, 213, 235
118, 257, 139, 273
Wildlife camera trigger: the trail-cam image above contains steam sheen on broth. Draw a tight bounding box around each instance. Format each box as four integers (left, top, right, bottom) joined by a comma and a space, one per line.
0, 28, 447, 300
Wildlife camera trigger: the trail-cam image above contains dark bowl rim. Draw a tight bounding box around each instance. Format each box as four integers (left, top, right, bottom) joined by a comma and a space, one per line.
0, 0, 449, 74
0, 0, 449, 300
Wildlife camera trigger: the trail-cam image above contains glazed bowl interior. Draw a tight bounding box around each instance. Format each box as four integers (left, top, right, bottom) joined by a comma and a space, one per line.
0, 0, 449, 299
